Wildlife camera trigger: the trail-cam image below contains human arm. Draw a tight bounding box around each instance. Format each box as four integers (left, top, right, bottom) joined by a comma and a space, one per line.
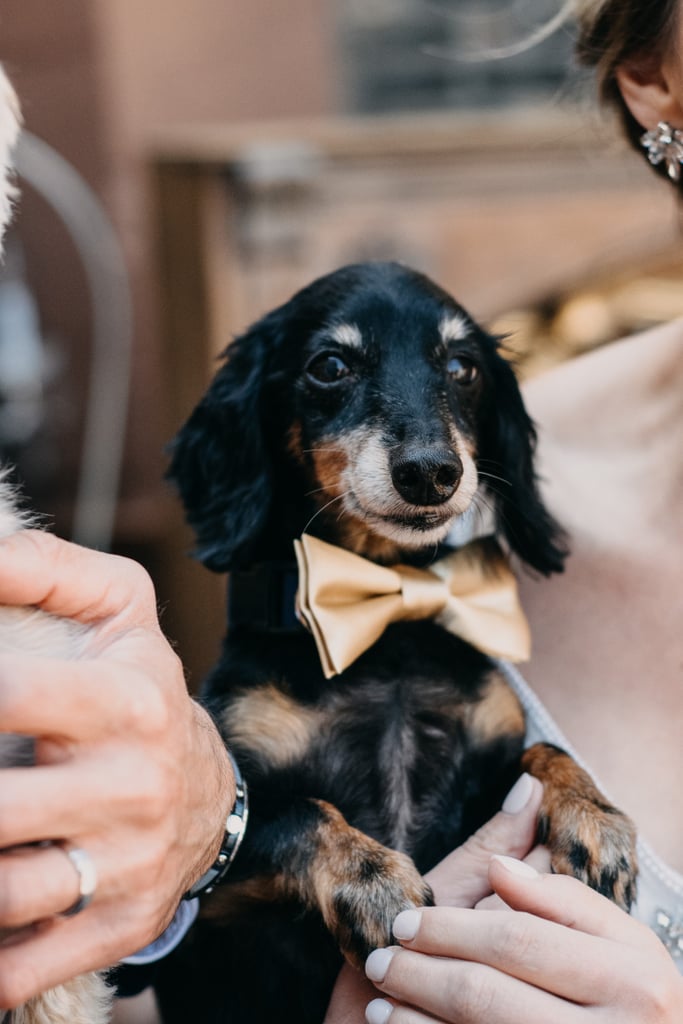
0, 530, 234, 1007
364, 856, 683, 1023
324, 772, 546, 1023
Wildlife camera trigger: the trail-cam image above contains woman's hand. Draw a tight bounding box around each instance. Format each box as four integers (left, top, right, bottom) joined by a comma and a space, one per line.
0, 531, 234, 1007
324, 772, 545, 1023
364, 856, 683, 1023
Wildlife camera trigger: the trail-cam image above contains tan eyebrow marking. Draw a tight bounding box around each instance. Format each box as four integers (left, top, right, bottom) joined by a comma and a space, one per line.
439, 313, 470, 344
330, 323, 363, 349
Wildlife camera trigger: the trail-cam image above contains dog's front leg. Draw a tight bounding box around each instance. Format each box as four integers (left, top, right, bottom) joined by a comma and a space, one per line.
522, 743, 638, 910
305, 799, 433, 966
225, 796, 433, 968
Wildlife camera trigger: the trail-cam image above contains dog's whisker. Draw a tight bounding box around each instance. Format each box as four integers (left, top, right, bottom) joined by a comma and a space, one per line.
305, 484, 336, 498
473, 490, 496, 517
479, 491, 514, 536
476, 466, 506, 478
476, 482, 531, 522
423, 541, 441, 566
476, 479, 507, 503
301, 447, 349, 456
303, 492, 349, 534
477, 468, 512, 488
472, 491, 499, 530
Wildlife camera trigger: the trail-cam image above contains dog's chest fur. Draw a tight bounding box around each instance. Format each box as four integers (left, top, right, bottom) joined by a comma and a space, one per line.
155, 618, 528, 1024
208, 620, 525, 873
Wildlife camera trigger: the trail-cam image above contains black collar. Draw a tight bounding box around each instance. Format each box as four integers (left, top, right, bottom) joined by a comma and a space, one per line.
227, 562, 302, 632
227, 540, 468, 633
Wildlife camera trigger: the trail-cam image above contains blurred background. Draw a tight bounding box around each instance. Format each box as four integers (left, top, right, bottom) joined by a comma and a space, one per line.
1, 0, 681, 684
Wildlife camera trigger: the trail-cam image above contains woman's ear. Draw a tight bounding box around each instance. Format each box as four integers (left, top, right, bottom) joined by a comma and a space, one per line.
616, 55, 683, 129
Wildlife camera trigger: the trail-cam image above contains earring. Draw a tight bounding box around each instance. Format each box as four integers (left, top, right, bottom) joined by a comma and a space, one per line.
640, 121, 683, 183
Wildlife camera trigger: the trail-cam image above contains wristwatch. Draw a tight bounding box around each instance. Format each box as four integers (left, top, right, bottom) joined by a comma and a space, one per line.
183, 751, 249, 900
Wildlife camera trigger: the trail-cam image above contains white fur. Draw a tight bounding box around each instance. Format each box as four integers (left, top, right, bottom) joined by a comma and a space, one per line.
438, 313, 470, 344
9, 975, 113, 1024
0, 480, 113, 1023
0, 66, 112, 1024
335, 425, 480, 549
329, 323, 363, 350
0, 477, 92, 658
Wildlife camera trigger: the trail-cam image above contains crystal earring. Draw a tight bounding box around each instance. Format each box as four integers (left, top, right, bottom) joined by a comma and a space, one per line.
640, 121, 683, 183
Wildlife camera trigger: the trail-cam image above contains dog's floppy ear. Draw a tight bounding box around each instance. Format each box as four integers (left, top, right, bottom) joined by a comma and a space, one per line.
480, 341, 568, 576
166, 324, 274, 572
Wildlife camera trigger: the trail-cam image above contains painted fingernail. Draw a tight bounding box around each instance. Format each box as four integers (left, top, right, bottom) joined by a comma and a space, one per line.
365, 947, 397, 983
393, 908, 421, 941
502, 773, 534, 814
491, 854, 539, 878
366, 998, 393, 1024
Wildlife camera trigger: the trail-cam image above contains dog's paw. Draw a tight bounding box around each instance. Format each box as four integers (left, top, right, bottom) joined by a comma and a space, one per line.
539, 797, 638, 911
309, 798, 432, 966
309, 800, 433, 965
522, 744, 638, 911
315, 837, 432, 968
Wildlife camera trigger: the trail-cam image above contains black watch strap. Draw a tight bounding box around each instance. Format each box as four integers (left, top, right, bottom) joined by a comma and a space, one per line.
183, 752, 248, 900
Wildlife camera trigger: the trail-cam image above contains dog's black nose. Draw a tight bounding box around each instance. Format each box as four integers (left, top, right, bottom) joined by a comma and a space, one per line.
391, 448, 463, 505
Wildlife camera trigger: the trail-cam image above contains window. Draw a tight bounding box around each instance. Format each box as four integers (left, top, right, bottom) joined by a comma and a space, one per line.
337, 0, 577, 113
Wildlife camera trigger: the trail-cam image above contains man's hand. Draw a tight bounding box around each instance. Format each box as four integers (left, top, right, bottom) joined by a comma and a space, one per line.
0, 531, 234, 1008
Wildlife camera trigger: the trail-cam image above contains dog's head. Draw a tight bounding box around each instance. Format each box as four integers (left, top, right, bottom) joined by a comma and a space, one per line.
168, 262, 567, 574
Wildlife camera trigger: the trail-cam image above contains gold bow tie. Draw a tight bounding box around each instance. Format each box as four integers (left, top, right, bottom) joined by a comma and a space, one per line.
293, 534, 531, 678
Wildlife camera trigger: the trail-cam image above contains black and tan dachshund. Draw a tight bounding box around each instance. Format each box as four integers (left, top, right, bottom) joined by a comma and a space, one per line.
157, 262, 637, 1023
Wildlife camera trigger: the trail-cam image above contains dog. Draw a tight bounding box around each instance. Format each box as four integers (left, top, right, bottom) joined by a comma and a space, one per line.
0, 477, 113, 1024
155, 260, 638, 1023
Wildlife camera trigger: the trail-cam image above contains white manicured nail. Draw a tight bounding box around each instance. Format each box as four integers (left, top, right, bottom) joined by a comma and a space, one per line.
365, 947, 397, 983
502, 773, 534, 814
392, 908, 421, 941
492, 854, 539, 878
366, 998, 393, 1024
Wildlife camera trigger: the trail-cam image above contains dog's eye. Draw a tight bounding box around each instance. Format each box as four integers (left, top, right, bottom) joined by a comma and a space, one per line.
447, 356, 479, 385
305, 353, 352, 385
